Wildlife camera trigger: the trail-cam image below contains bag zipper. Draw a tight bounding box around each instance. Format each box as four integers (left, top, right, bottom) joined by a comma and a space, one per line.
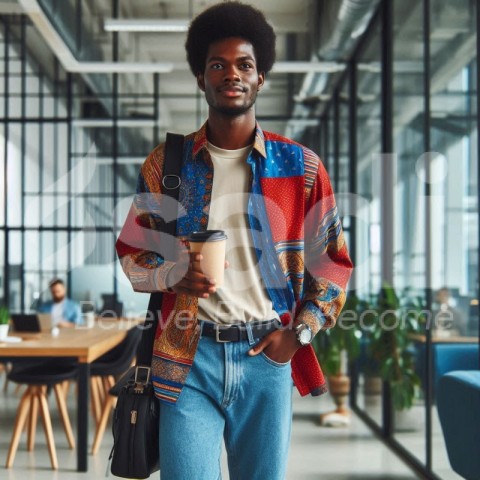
128, 395, 138, 477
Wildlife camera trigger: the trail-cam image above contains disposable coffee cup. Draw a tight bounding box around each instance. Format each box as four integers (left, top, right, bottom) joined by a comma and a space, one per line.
188, 230, 227, 287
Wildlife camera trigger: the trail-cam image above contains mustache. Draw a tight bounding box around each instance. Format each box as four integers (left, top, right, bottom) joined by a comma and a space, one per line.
218, 83, 248, 93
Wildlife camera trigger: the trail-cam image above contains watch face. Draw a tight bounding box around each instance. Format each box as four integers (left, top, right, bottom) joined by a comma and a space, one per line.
299, 327, 312, 345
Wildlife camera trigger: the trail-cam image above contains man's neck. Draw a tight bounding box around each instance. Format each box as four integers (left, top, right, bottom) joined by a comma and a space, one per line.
206, 111, 256, 150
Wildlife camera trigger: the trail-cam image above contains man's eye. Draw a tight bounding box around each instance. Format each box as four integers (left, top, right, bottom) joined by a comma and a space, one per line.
211, 63, 223, 70
241, 63, 253, 69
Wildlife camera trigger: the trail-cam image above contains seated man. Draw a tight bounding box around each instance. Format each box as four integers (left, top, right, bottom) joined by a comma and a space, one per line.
433, 287, 467, 337
432, 287, 467, 338
37, 278, 81, 328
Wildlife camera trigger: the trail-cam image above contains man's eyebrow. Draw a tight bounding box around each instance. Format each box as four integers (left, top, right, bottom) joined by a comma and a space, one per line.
207, 55, 256, 63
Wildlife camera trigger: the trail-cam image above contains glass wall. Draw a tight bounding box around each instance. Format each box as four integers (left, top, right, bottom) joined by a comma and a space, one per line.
354, 19, 383, 427
319, 1, 479, 479
0, 17, 72, 312
0, 16, 152, 316
428, 1, 478, 478
391, 0, 427, 465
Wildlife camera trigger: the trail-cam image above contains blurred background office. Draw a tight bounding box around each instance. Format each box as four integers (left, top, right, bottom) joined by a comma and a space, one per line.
0, 1, 478, 479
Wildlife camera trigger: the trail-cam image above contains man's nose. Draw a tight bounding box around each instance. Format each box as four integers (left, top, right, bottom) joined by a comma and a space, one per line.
223, 65, 240, 81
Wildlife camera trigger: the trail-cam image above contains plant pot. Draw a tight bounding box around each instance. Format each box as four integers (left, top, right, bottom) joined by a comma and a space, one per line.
394, 408, 422, 432
320, 374, 351, 427
328, 374, 350, 404
0, 324, 9, 340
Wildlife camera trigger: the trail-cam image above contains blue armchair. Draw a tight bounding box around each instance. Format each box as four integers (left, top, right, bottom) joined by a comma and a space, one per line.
415, 343, 479, 399
437, 371, 480, 480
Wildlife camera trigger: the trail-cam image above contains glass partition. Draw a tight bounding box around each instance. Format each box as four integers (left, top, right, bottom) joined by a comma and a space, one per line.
0, 16, 155, 314
355, 18, 383, 427
323, 1, 480, 478
391, 0, 427, 464
338, 79, 350, 195
429, 0, 479, 478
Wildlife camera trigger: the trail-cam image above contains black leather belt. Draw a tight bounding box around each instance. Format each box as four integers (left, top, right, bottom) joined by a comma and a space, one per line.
200, 319, 280, 343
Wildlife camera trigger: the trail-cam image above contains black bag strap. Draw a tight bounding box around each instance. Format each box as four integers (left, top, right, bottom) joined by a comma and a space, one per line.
136, 132, 185, 368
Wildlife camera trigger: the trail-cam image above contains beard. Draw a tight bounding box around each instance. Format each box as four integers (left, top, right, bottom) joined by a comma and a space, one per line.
213, 104, 253, 116
206, 88, 258, 117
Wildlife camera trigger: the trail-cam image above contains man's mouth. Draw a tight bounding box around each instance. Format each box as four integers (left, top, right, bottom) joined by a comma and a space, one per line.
219, 85, 247, 96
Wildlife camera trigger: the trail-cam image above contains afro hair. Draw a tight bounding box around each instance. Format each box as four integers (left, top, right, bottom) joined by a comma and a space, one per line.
185, 1, 276, 76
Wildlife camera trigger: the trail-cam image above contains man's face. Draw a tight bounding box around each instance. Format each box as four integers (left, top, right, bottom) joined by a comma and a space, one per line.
50, 283, 66, 303
197, 37, 265, 117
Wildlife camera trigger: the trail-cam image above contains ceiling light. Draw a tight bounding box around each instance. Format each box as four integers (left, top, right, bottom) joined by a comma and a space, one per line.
272, 62, 345, 74
104, 18, 189, 33
70, 62, 174, 73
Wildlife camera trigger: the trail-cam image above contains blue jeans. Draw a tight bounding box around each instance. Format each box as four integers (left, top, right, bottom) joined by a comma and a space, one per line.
159, 321, 294, 480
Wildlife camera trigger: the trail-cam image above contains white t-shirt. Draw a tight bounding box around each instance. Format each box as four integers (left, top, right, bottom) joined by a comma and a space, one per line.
197, 142, 279, 324
51, 300, 65, 325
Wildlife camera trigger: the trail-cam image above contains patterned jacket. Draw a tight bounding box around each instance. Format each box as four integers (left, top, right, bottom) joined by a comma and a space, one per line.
116, 122, 353, 405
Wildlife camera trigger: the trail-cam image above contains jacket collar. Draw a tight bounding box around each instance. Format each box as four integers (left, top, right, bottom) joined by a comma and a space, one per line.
192, 121, 267, 160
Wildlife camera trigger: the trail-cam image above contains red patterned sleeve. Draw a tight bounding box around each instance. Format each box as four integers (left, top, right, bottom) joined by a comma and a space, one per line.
296, 151, 353, 335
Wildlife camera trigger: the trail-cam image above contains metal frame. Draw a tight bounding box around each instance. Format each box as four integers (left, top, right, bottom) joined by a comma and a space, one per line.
112, 0, 119, 300
20, 16, 26, 311
380, 0, 394, 439
3, 18, 9, 306
333, 90, 340, 191
348, 60, 357, 275
422, 0, 434, 472
477, 0, 480, 362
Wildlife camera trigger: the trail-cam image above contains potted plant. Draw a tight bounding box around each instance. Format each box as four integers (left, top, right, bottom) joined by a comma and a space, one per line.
0, 305, 10, 340
313, 294, 362, 426
367, 283, 421, 430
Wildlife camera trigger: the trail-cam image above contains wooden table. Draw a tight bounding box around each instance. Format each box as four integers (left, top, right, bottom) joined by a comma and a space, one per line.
0, 318, 142, 472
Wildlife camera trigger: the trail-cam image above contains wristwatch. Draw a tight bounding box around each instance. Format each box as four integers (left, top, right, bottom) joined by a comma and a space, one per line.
295, 322, 313, 346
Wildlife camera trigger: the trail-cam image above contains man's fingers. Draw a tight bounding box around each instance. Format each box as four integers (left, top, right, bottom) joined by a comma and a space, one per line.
184, 270, 216, 286
176, 252, 201, 267
169, 251, 218, 296
189, 252, 203, 263
189, 253, 208, 274
248, 338, 267, 356
175, 274, 217, 297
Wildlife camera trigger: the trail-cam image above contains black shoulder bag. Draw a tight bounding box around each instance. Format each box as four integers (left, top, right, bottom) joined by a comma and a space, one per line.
110, 133, 185, 479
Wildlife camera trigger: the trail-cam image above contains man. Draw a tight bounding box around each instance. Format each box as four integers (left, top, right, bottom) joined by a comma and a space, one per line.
433, 287, 467, 337
37, 279, 81, 328
116, 2, 352, 479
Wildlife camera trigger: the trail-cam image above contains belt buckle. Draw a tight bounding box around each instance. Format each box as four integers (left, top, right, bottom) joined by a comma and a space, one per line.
214, 324, 231, 343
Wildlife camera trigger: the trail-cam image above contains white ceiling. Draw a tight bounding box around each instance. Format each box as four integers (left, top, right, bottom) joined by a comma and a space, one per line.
87, 0, 316, 135
8, 0, 474, 144
17, 0, 323, 137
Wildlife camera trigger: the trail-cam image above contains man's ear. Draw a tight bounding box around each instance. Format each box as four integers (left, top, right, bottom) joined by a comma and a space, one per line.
257, 72, 265, 91
197, 73, 205, 92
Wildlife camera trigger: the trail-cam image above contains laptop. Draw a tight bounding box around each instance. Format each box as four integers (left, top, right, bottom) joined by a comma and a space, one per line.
11, 313, 54, 333
11, 314, 41, 333
37, 313, 54, 332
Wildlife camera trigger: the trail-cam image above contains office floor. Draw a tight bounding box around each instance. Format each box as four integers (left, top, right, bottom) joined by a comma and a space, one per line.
357, 387, 463, 480
0, 378, 447, 480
